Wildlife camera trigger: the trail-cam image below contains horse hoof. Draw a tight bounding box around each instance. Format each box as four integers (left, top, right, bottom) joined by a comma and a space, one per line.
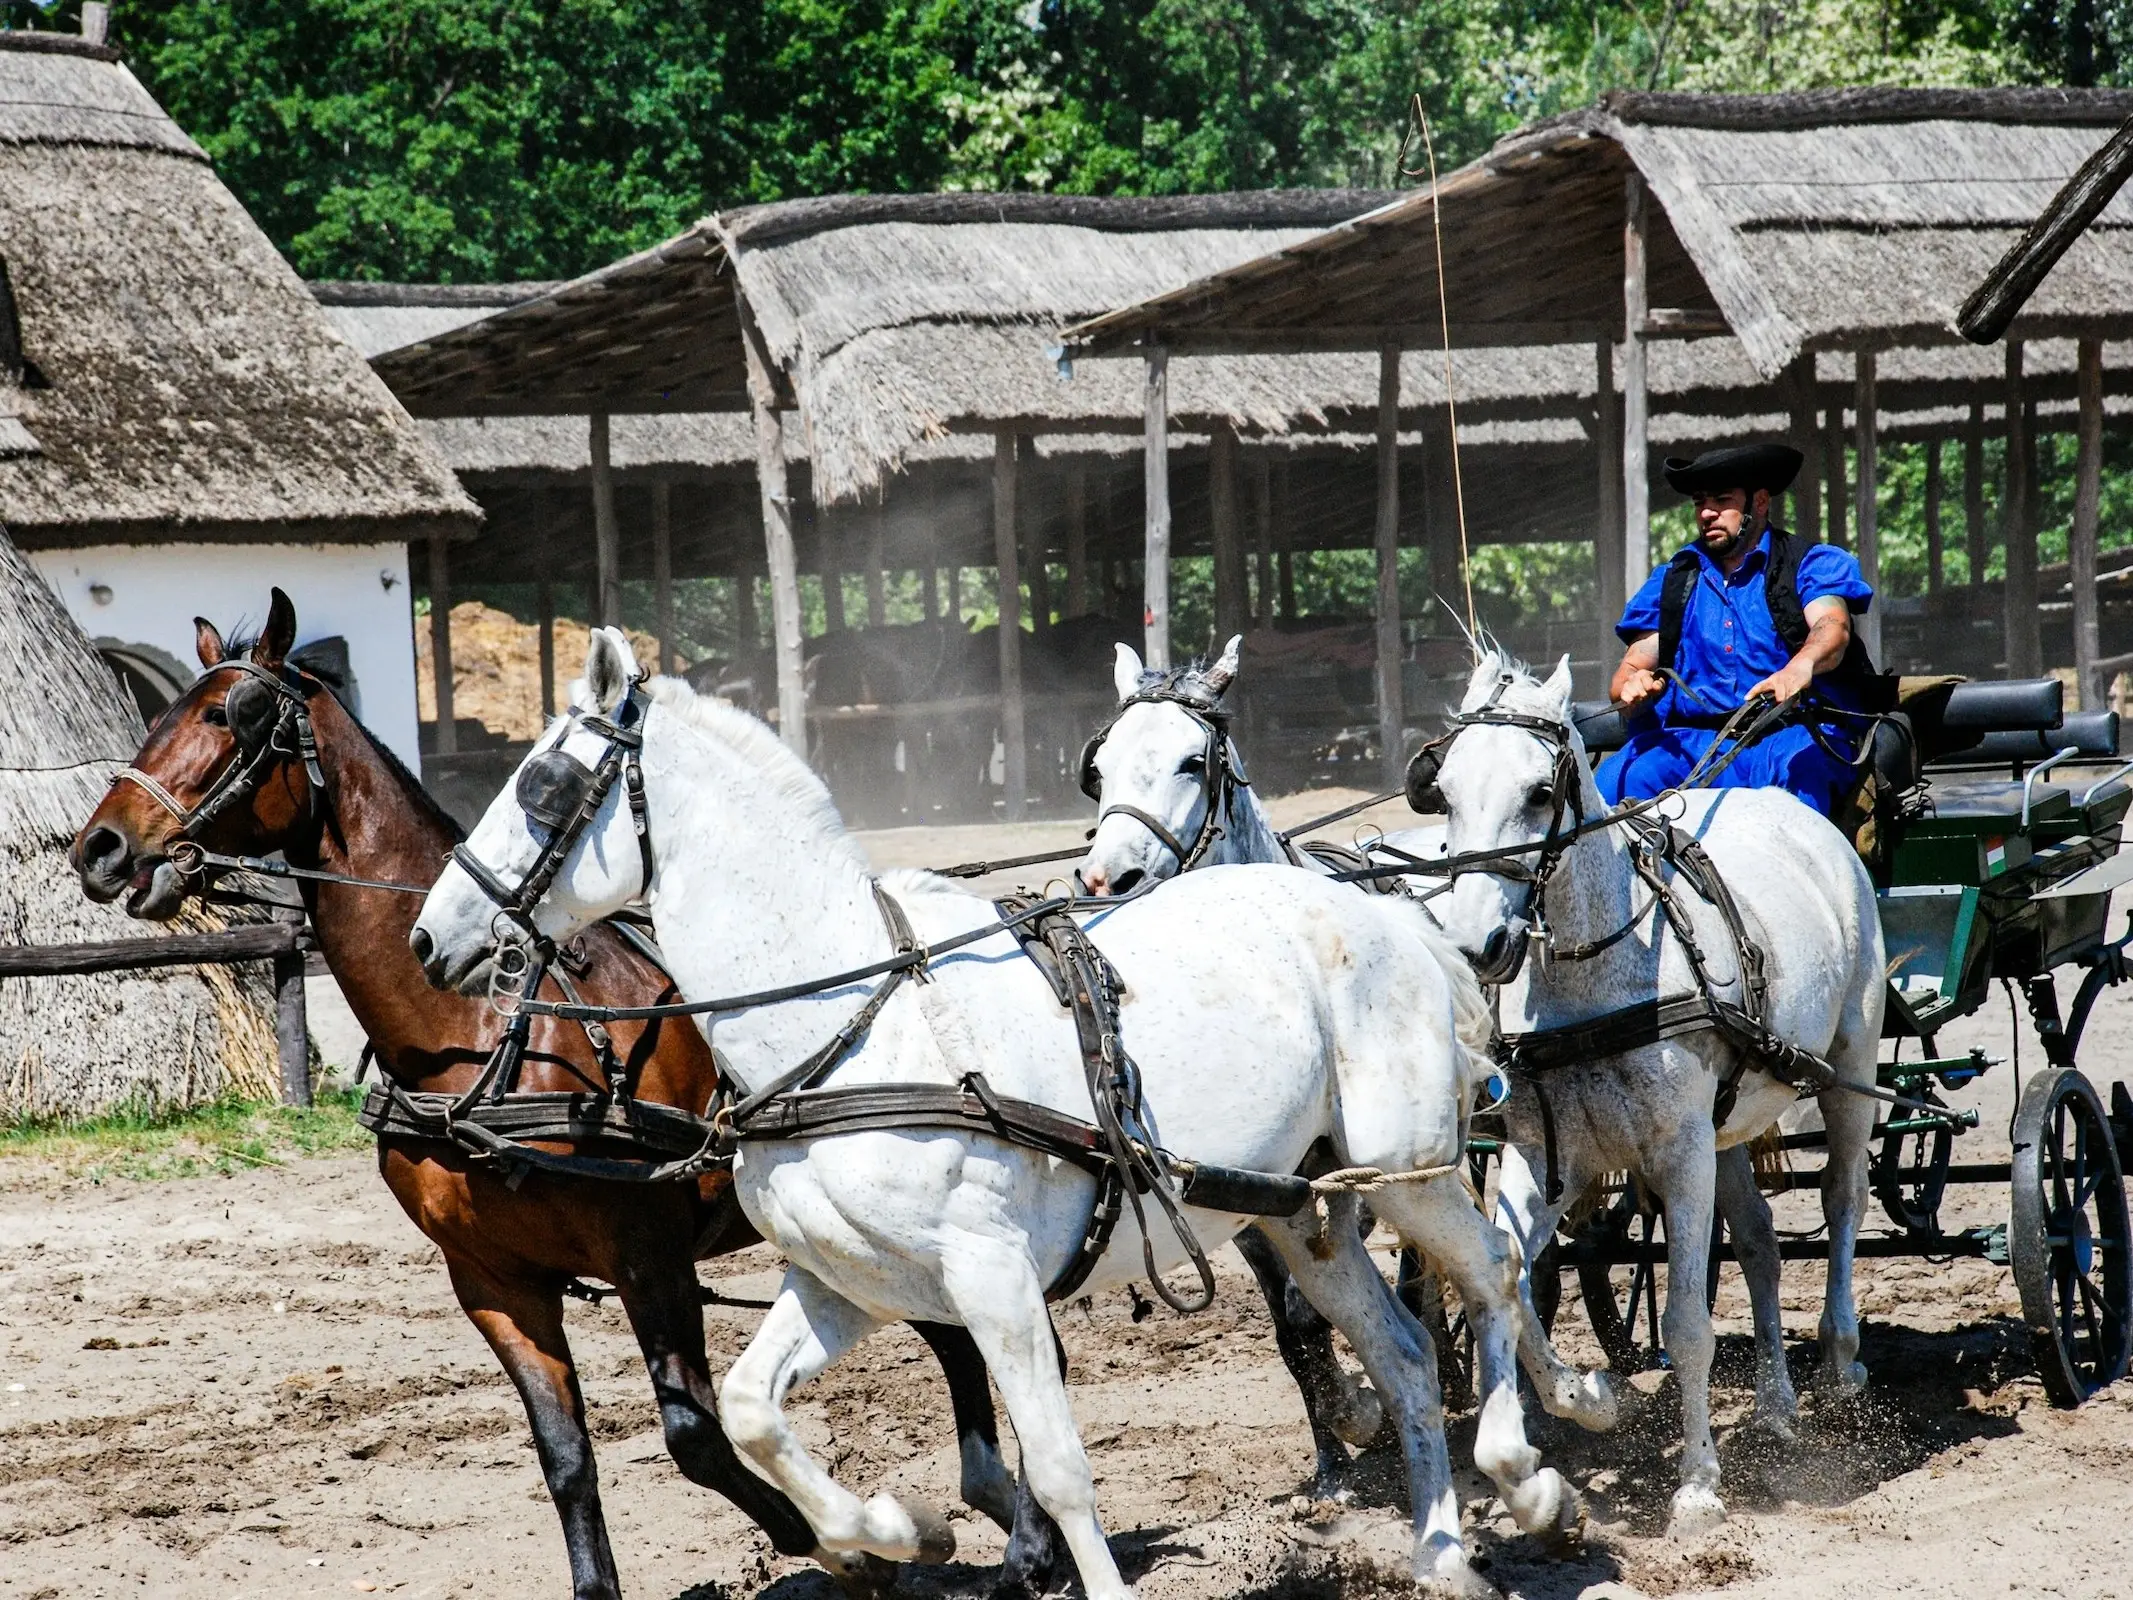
819, 1549, 900, 1600
1558, 1369, 1620, 1433
1333, 1375, 1383, 1448
895, 1496, 958, 1564
1507, 1467, 1585, 1552
1417, 1563, 1502, 1600
1744, 1403, 1799, 1444
1666, 1482, 1727, 1539
1817, 1359, 1868, 1399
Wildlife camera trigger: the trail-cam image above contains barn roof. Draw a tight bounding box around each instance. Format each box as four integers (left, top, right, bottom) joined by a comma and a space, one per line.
0, 34, 478, 549
1061, 88, 2133, 378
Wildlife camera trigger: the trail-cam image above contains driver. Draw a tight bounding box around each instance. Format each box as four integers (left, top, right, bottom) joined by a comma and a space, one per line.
1597, 442, 1876, 818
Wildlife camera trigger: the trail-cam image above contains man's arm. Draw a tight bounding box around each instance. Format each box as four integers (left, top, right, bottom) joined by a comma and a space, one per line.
1745, 596, 1853, 704
1611, 633, 1664, 710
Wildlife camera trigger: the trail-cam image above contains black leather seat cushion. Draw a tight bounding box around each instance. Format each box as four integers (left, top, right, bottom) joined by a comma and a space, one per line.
1939, 678, 2065, 731
1934, 710, 2120, 766
1574, 701, 1627, 754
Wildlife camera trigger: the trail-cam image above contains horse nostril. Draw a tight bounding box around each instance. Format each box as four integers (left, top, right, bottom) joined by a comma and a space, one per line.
1113, 868, 1144, 895
1480, 927, 1510, 968
79, 826, 125, 873
1081, 868, 1107, 896
408, 927, 434, 968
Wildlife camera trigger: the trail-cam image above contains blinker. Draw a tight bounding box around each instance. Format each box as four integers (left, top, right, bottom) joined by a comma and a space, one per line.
517, 748, 597, 834
1405, 740, 1448, 813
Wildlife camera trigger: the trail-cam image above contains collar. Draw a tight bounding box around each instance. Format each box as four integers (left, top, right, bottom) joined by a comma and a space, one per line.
1692, 524, 1773, 584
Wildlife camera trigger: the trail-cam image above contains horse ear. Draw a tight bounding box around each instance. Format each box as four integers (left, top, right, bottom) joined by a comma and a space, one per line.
1201, 634, 1242, 697
585, 627, 638, 714
194, 617, 226, 668
1459, 653, 1501, 710
1543, 654, 1574, 713
252, 588, 297, 670
1112, 642, 1144, 703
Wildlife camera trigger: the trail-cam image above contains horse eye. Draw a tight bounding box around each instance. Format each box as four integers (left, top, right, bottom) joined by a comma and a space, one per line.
202, 705, 228, 727
1181, 753, 1207, 774
1525, 783, 1554, 809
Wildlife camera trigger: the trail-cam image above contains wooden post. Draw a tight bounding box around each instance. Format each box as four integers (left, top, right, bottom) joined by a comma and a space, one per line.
1965, 403, 1988, 600
735, 568, 759, 651
1143, 347, 1172, 671
2075, 337, 2105, 708
948, 567, 963, 622
536, 579, 556, 720
1789, 354, 1821, 543
272, 905, 309, 1108
1276, 460, 1297, 621
1924, 438, 1944, 595
994, 431, 1026, 821
920, 562, 938, 623
426, 535, 456, 757
1211, 420, 1248, 647
1824, 408, 1848, 550
1623, 174, 1651, 586
821, 521, 846, 633
652, 479, 675, 675
1022, 463, 1051, 635
1253, 452, 1274, 628
2005, 342, 2041, 678
1065, 463, 1089, 618
1854, 350, 1881, 661
1375, 344, 1405, 788
589, 414, 622, 628
1595, 339, 1625, 670
742, 314, 809, 756
864, 507, 887, 628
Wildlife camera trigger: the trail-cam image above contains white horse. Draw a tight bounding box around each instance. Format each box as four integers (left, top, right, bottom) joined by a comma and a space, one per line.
410, 630, 1582, 1599
1074, 637, 1618, 1455
1426, 653, 1882, 1535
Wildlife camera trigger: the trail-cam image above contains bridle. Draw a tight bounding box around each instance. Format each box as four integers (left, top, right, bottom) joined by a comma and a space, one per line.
113, 660, 327, 865
451, 685, 656, 934
1077, 685, 1247, 873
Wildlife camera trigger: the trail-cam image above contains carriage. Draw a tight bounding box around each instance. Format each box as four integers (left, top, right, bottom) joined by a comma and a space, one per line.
1516, 675, 2133, 1408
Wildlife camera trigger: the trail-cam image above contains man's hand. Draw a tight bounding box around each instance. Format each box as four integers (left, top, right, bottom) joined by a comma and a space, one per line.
1745, 659, 1815, 704
1616, 667, 1666, 711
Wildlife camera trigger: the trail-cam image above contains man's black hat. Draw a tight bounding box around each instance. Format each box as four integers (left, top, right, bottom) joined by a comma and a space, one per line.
1662, 442, 1804, 498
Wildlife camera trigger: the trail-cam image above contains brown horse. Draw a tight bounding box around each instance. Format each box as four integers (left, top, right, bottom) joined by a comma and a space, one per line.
70, 591, 1050, 1599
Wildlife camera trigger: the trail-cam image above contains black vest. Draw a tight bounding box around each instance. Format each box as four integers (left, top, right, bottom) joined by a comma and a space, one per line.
1655, 529, 1877, 703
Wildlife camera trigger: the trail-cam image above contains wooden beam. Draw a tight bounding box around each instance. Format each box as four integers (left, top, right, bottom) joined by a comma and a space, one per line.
994, 431, 1026, 821
1276, 460, 1296, 621
1594, 339, 1624, 672
735, 567, 759, 652
1965, 403, 1988, 603
1069, 321, 1611, 357
536, 579, 556, 720
1622, 174, 1651, 586
271, 907, 309, 1107
1211, 420, 1248, 647
589, 413, 622, 628
652, 479, 675, 675
741, 309, 808, 756
1375, 344, 1405, 790
2075, 337, 2105, 708
1854, 351, 1881, 662
0, 920, 298, 978
1824, 407, 1849, 551
1789, 354, 1821, 544
920, 561, 938, 623
1022, 470, 1051, 635
1924, 438, 1943, 594
2004, 341, 2041, 678
1253, 451, 1274, 628
864, 507, 887, 628
426, 535, 456, 757
1959, 114, 2133, 344
1065, 464, 1089, 618
1143, 347, 1172, 671
821, 518, 846, 633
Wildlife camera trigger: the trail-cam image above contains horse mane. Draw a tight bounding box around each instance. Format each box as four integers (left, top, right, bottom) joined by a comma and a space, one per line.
640, 676, 870, 876
1133, 655, 1231, 710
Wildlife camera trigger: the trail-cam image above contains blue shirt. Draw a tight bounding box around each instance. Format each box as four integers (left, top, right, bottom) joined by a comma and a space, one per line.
1616, 529, 1873, 723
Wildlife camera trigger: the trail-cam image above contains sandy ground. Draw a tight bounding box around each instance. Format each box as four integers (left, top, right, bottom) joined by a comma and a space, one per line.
9, 802, 2133, 1600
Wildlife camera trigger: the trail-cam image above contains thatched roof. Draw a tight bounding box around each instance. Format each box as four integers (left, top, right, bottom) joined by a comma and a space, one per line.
0, 523, 277, 1117
0, 35, 478, 549
1063, 89, 2133, 380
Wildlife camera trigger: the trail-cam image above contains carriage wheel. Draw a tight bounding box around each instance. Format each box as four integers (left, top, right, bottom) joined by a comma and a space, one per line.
1874, 1084, 1955, 1235
2010, 1068, 2133, 1407
1566, 1184, 1723, 1373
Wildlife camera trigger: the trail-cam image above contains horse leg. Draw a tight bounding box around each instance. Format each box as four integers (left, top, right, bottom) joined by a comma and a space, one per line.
720, 1273, 950, 1563
910, 1321, 1020, 1529
1814, 1055, 1877, 1397
1372, 1176, 1583, 1550
1234, 1225, 1373, 1496
1252, 1193, 1491, 1598
937, 1234, 1129, 1600
1495, 1141, 1618, 1430
446, 1262, 620, 1600
1713, 1143, 1797, 1437
611, 1263, 822, 1560
1654, 1128, 1725, 1537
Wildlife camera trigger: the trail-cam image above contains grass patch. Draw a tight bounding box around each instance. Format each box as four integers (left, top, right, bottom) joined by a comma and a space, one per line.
0, 1090, 372, 1182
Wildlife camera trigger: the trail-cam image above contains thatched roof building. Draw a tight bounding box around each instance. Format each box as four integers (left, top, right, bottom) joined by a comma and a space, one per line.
0, 34, 477, 548
0, 526, 277, 1117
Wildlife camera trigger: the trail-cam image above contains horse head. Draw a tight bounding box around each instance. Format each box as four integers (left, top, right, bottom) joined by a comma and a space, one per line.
1075, 635, 1243, 896
71, 587, 318, 921
1428, 651, 1587, 985
412, 626, 650, 993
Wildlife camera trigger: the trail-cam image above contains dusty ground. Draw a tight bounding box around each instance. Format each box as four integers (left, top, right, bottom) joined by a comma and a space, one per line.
7, 806, 2133, 1600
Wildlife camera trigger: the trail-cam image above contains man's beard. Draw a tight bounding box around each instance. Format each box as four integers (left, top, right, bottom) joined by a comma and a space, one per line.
1701, 518, 1753, 557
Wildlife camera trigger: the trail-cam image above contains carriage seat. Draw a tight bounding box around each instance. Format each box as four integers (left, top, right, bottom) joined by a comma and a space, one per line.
1929, 711, 2120, 768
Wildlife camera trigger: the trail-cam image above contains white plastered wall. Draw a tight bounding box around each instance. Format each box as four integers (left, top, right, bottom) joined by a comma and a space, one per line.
27, 542, 421, 770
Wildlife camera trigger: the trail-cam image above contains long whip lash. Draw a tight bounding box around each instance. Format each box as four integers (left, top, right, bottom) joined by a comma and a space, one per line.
1400, 94, 1477, 643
